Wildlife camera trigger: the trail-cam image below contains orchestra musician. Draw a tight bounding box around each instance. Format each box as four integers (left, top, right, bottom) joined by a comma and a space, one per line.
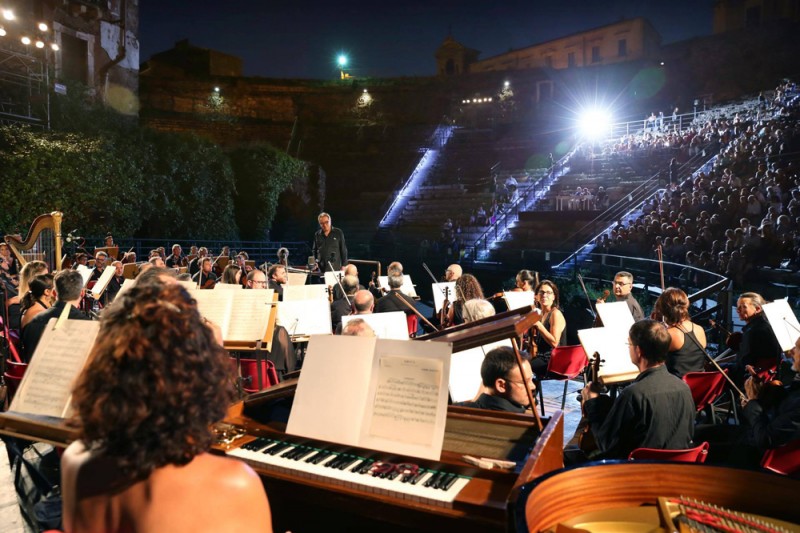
331, 275, 359, 331
19, 273, 55, 330
341, 317, 376, 337
188, 247, 208, 276
457, 346, 535, 413
374, 273, 417, 315
574, 319, 695, 461
267, 264, 287, 301
103, 233, 115, 247
165, 243, 186, 268
105, 261, 126, 303
729, 292, 783, 387
22, 270, 89, 362
61, 281, 272, 533
0, 241, 19, 286
88, 251, 108, 282
149, 255, 166, 268
444, 264, 462, 282
9, 260, 49, 309
653, 287, 707, 377
72, 253, 89, 269
352, 290, 374, 315
530, 280, 567, 379
220, 264, 242, 285
448, 273, 484, 326
598, 271, 644, 322
245, 269, 268, 289
312, 212, 347, 272
513, 269, 535, 292
192, 256, 217, 288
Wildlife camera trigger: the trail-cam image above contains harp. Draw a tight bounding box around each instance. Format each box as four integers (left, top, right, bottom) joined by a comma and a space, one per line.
4, 211, 64, 272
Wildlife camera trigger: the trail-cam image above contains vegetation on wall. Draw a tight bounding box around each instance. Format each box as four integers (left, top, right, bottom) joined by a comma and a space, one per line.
0, 85, 308, 241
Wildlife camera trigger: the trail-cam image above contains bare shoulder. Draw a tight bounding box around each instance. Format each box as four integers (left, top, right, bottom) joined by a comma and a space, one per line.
193, 454, 272, 527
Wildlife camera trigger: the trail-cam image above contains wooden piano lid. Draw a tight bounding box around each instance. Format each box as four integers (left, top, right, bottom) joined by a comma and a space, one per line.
417, 306, 542, 352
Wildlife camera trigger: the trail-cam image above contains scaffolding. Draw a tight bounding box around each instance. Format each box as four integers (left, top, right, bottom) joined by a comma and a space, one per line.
0, 39, 51, 129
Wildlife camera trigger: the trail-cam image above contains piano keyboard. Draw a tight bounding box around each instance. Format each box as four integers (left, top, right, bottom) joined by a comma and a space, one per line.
227, 437, 471, 508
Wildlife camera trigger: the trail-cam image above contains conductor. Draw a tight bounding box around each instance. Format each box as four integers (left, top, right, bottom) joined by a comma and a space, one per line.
312, 212, 347, 272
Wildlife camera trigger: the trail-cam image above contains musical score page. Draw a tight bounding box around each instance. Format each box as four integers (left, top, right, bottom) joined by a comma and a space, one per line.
341, 311, 408, 340
361, 339, 451, 460
226, 289, 274, 342
75, 265, 93, 287
577, 326, 639, 383
503, 291, 535, 311
762, 299, 800, 352
276, 299, 332, 336
10, 318, 100, 418
282, 284, 328, 301
378, 275, 418, 298
448, 339, 511, 403
432, 282, 456, 313
90, 266, 116, 299
191, 290, 234, 340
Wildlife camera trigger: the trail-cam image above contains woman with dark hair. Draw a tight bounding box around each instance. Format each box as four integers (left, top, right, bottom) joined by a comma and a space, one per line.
448, 273, 484, 325
513, 269, 535, 292
220, 263, 242, 285
531, 279, 567, 378
20, 273, 55, 330
61, 282, 272, 532
653, 287, 707, 377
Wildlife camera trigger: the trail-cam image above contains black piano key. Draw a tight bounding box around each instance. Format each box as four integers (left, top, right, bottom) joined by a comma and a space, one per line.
324, 454, 345, 469
424, 471, 443, 488
442, 474, 459, 491
280, 446, 302, 459
409, 471, 426, 485
354, 459, 375, 474
435, 473, 455, 490
309, 451, 333, 464
259, 441, 283, 454
242, 438, 271, 451
287, 446, 310, 460
336, 457, 358, 471
267, 442, 293, 455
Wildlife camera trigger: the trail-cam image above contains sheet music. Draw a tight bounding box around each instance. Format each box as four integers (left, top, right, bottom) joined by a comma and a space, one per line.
323, 271, 345, 288
214, 283, 243, 290
277, 299, 332, 335
10, 318, 100, 418
75, 265, 93, 287
283, 284, 328, 301
288, 335, 377, 444
432, 282, 456, 313
341, 311, 408, 339
90, 265, 116, 299
286, 272, 308, 286
226, 289, 274, 342
762, 299, 800, 352
115, 279, 133, 298
448, 339, 511, 403
578, 327, 639, 381
503, 291, 535, 311
378, 275, 418, 298
595, 301, 634, 331
176, 280, 196, 291
191, 290, 234, 340
361, 339, 451, 460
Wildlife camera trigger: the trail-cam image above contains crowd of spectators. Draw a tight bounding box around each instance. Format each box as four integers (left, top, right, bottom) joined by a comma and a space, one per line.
594, 81, 800, 287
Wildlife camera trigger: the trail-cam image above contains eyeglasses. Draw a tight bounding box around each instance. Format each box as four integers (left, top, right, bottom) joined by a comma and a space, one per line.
537, 290, 554, 296
250, 280, 267, 286
505, 376, 534, 386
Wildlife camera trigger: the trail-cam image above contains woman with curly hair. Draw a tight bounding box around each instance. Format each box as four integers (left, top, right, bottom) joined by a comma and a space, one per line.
530, 279, 567, 378
61, 281, 272, 533
653, 287, 707, 377
448, 273, 484, 325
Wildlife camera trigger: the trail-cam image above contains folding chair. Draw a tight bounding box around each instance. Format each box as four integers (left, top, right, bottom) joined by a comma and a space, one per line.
682, 371, 729, 424
760, 439, 800, 477
237, 358, 279, 394
536, 344, 588, 416
628, 441, 709, 463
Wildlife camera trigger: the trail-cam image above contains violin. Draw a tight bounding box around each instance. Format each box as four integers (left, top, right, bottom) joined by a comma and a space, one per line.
709, 319, 742, 351
578, 352, 606, 455
439, 286, 452, 329
598, 289, 610, 303
745, 365, 785, 408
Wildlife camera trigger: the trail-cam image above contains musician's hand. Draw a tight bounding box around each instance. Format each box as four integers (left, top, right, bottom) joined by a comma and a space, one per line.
744, 376, 761, 401
595, 298, 605, 305
581, 384, 599, 402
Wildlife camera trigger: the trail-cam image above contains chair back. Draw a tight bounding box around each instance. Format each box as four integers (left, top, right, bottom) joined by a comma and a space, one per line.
5, 359, 27, 378
406, 314, 418, 337
628, 441, 709, 463
761, 439, 800, 477
546, 345, 588, 379
237, 358, 279, 393
682, 371, 727, 412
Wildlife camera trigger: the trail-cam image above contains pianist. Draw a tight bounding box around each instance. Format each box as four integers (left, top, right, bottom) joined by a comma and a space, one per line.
457, 346, 535, 413
61, 281, 272, 533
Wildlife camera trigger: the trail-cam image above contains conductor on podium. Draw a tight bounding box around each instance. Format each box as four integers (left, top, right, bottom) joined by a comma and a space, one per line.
312, 212, 347, 272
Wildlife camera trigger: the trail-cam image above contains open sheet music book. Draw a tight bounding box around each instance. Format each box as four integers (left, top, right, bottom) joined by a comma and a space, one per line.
577, 326, 639, 384
448, 339, 512, 403
283, 284, 328, 301
287, 335, 452, 460
276, 299, 332, 336
503, 291, 535, 311
341, 311, 408, 340
90, 266, 116, 299
10, 318, 100, 419
214, 283, 242, 290
190, 289, 275, 342
286, 272, 308, 286
75, 264, 93, 287
595, 301, 635, 331
762, 299, 800, 352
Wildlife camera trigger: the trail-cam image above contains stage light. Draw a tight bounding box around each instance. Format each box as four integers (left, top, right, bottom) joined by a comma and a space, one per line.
577, 107, 613, 139
0, 27, 5, 37
50, 43, 59, 51
1, 9, 14, 21
504, 81, 510, 87
214, 87, 220, 92
21, 36, 30, 45
337, 54, 348, 67
35, 40, 44, 48
38, 22, 48, 31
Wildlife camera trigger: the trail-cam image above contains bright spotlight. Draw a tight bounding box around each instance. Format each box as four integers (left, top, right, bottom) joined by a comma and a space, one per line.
578, 108, 613, 140
38, 22, 48, 31
35, 40, 44, 48
50, 43, 59, 51
337, 54, 348, 67
504, 81, 510, 87
214, 87, 220, 92
1, 9, 14, 21
0, 27, 5, 37
21, 36, 30, 45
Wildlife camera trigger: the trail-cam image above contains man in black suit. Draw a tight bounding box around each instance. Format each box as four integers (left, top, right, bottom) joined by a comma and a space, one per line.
374, 274, 416, 315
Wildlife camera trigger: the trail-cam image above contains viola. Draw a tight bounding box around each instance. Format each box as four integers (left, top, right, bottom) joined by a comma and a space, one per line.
745, 365, 785, 408
439, 286, 452, 329
709, 319, 742, 351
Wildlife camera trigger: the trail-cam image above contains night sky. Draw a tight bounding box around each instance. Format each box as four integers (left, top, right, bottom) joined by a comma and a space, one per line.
139, 0, 715, 80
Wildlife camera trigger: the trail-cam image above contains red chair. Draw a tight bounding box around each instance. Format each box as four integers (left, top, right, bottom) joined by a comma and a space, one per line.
682, 371, 729, 423
3, 372, 23, 402
236, 358, 279, 393
5, 359, 27, 378
536, 345, 588, 416
628, 441, 709, 463
406, 314, 419, 338
761, 439, 800, 477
